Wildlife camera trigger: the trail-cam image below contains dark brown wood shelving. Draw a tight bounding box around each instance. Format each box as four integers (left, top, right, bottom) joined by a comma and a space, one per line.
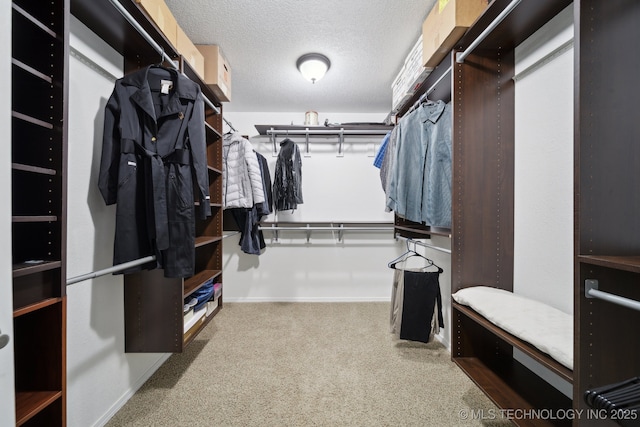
12, 163, 57, 175
70, 0, 224, 353
13, 297, 63, 318
12, 3, 58, 39
12, 260, 62, 278
11, 0, 67, 423
12, 58, 53, 83
389, 0, 577, 423
578, 255, 640, 274
12, 216, 59, 223
15, 391, 62, 426
194, 236, 223, 248
11, 111, 53, 130
454, 357, 571, 427
184, 269, 222, 297
454, 303, 572, 384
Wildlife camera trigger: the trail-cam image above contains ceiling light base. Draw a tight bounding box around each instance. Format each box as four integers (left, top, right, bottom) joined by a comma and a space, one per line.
297, 53, 331, 84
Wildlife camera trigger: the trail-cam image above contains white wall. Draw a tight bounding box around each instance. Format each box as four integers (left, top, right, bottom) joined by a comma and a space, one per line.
222, 111, 399, 302
0, 1, 16, 423
66, 16, 169, 427
512, 4, 574, 398
513, 4, 574, 315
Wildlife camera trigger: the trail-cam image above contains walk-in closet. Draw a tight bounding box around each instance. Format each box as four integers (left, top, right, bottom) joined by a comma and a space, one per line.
3, 0, 640, 426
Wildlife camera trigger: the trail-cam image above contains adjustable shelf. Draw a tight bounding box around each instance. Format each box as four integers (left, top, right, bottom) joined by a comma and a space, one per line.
16, 391, 63, 427
184, 269, 222, 297
394, 217, 451, 240
578, 255, 640, 274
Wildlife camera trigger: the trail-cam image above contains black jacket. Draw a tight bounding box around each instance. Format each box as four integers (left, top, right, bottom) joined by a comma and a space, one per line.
273, 138, 303, 211
99, 65, 211, 278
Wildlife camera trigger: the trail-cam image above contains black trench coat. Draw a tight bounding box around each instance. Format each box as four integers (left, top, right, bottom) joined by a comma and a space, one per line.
99, 65, 211, 278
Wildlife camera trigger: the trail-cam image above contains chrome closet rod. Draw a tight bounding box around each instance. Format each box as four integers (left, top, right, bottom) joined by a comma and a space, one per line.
395, 234, 452, 254
266, 129, 391, 136
66, 255, 157, 285
260, 226, 394, 231
259, 223, 393, 243
455, 0, 523, 63
406, 66, 452, 114
107, 0, 237, 132
585, 280, 640, 313
425, 66, 452, 97
67, 232, 240, 285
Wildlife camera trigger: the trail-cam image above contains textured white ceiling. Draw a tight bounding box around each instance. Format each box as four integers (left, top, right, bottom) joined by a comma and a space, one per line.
164, 0, 437, 113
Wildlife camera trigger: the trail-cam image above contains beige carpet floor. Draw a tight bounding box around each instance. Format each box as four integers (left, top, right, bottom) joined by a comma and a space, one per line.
106, 302, 512, 426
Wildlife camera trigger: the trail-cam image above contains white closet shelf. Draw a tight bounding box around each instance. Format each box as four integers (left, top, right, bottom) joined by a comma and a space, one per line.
255, 124, 394, 156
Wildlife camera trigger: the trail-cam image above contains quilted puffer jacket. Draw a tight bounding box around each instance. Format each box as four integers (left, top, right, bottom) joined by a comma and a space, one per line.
222, 133, 265, 208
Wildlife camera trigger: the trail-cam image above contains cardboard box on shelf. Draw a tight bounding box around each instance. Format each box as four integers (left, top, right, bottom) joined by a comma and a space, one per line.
196, 45, 232, 102
135, 0, 178, 48
176, 25, 205, 78
422, 0, 488, 69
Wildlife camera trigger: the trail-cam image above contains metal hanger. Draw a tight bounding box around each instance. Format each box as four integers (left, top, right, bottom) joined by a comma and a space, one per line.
388, 239, 442, 272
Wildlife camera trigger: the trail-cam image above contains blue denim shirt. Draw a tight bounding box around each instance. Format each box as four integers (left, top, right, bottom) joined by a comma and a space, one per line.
424, 102, 452, 227
386, 100, 451, 227
373, 131, 391, 168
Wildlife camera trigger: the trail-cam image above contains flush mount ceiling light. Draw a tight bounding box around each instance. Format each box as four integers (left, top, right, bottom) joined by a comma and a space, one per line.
296, 53, 331, 84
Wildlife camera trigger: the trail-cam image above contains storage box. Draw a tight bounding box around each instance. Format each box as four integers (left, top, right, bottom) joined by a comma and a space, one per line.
135, 0, 178, 48
176, 25, 205, 78
392, 35, 431, 112
422, 0, 488, 68
196, 45, 232, 102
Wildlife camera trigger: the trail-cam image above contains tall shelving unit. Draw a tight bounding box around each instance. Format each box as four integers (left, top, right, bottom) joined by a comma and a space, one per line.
393, 0, 575, 424
575, 1, 640, 425
11, 0, 69, 425
70, 0, 224, 353
396, 0, 640, 425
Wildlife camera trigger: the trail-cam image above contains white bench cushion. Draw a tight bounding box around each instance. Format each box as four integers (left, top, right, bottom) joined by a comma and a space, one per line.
452, 286, 573, 370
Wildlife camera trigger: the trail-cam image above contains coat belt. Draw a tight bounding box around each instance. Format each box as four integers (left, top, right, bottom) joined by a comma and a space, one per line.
122, 138, 189, 251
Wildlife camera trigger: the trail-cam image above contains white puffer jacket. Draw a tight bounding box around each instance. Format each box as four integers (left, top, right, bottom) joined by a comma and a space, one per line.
222, 133, 265, 208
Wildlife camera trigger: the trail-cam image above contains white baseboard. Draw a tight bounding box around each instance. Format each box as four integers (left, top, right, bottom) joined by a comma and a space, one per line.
93, 353, 171, 427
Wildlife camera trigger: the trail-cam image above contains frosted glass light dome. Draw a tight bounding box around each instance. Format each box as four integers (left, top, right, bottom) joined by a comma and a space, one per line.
296, 53, 331, 84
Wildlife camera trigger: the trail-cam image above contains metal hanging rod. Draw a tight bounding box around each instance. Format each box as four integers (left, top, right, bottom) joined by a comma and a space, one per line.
259, 222, 394, 243
407, 66, 452, 115
106, 0, 236, 132
267, 127, 390, 156
585, 280, 640, 313
455, 0, 523, 63
512, 39, 573, 82
70, 46, 120, 83
67, 255, 156, 285
395, 234, 452, 254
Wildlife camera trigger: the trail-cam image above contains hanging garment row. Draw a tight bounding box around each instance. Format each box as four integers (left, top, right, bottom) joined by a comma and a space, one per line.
223, 131, 271, 255
388, 241, 444, 344
375, 99, 452, 228
222, 135, 304, 255
99, 64, 211, 278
